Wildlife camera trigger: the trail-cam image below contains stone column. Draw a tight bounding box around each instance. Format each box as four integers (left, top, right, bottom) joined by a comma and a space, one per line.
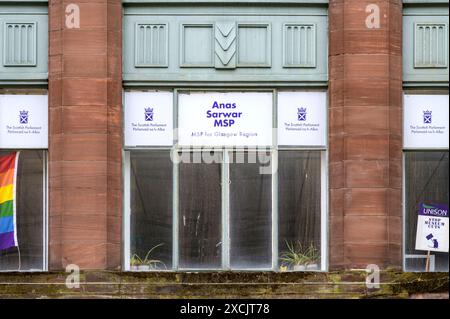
328, 0, 402, 269
48, 0, 122, 269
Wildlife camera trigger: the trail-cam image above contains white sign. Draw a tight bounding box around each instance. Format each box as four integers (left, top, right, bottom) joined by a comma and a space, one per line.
415, 203, 449, 253
178, 92, 273, 147
404, 94, 449, 149
124, 92, 173, 147
0, 95, 48, 149
277, 92, 327, 146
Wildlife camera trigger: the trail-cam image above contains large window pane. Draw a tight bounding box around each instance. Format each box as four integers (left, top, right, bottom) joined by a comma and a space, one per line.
230, 151, 272, 269
278, 151, 322, 271
0, 150, 44, 271
179, 151, 222, 269
405, 152, 449, 272
130, 151, 172, 270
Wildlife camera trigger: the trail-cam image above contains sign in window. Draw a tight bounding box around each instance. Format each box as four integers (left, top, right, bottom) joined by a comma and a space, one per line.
0, 95, 48, 149
403, 94, 449, 149
178, 92, 273, 147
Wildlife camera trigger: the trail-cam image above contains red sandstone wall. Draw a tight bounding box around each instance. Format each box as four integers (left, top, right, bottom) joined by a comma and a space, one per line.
48, 0, 122, 270
328, 0, 402, 269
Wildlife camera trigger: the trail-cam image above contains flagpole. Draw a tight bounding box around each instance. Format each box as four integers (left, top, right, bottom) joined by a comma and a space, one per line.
17, 246, 21, 271
14, 151, 21, 270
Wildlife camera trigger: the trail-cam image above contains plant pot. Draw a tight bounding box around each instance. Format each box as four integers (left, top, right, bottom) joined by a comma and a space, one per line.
293, 265, 306, 271
306, 263, 319, 271
130, 265, 139, 271
138, 265, 150, 271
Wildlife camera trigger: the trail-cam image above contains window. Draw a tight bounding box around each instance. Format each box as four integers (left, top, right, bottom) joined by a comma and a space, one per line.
278, 151, 323, 271
179, 151, 222, 269
129, 151, 173, 270
124, 90, 327, 271
403, 93, 449, 272
229, 151, 272, 269
0, 93, 48, 272
0, 150, 47, 271
404, 152, 449, 271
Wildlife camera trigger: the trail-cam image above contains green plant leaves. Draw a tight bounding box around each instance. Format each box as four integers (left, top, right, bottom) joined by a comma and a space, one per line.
279, 240, 320, 269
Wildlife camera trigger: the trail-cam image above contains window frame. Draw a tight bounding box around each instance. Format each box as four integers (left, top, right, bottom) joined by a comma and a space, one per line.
0, 149, 48, 272
402, 150, 449, 272
123, 88, 328, 272
402, 90, 449, 272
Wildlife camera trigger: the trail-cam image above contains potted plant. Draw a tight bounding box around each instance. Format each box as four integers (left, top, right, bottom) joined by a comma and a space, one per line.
130, 253, 144, 271
130, 243, 167, 271
279, 241, 320, 271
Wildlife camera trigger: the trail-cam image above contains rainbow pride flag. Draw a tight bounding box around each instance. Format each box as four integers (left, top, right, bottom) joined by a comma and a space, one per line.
0, 152, 19, 251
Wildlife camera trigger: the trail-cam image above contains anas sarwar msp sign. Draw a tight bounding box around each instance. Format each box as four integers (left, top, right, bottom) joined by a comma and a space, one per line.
0, 95, 48, 149
403, 94, 449, 149
178, 92, 273, 147
415, 203, 449, 253
124, 91, 173, 147
277, 92, 327, 147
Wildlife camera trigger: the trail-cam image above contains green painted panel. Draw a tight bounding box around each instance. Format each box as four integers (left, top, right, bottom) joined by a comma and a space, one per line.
215, 22, 236, 69
0, 3, 48, 82
284, 23, 316, 68
3, 22, 37, 66
181, 24, 214, 67
135, 23, 168, 67
123, 3, 328, 85
403, 5, 449, 85
236, 23, 271, 67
